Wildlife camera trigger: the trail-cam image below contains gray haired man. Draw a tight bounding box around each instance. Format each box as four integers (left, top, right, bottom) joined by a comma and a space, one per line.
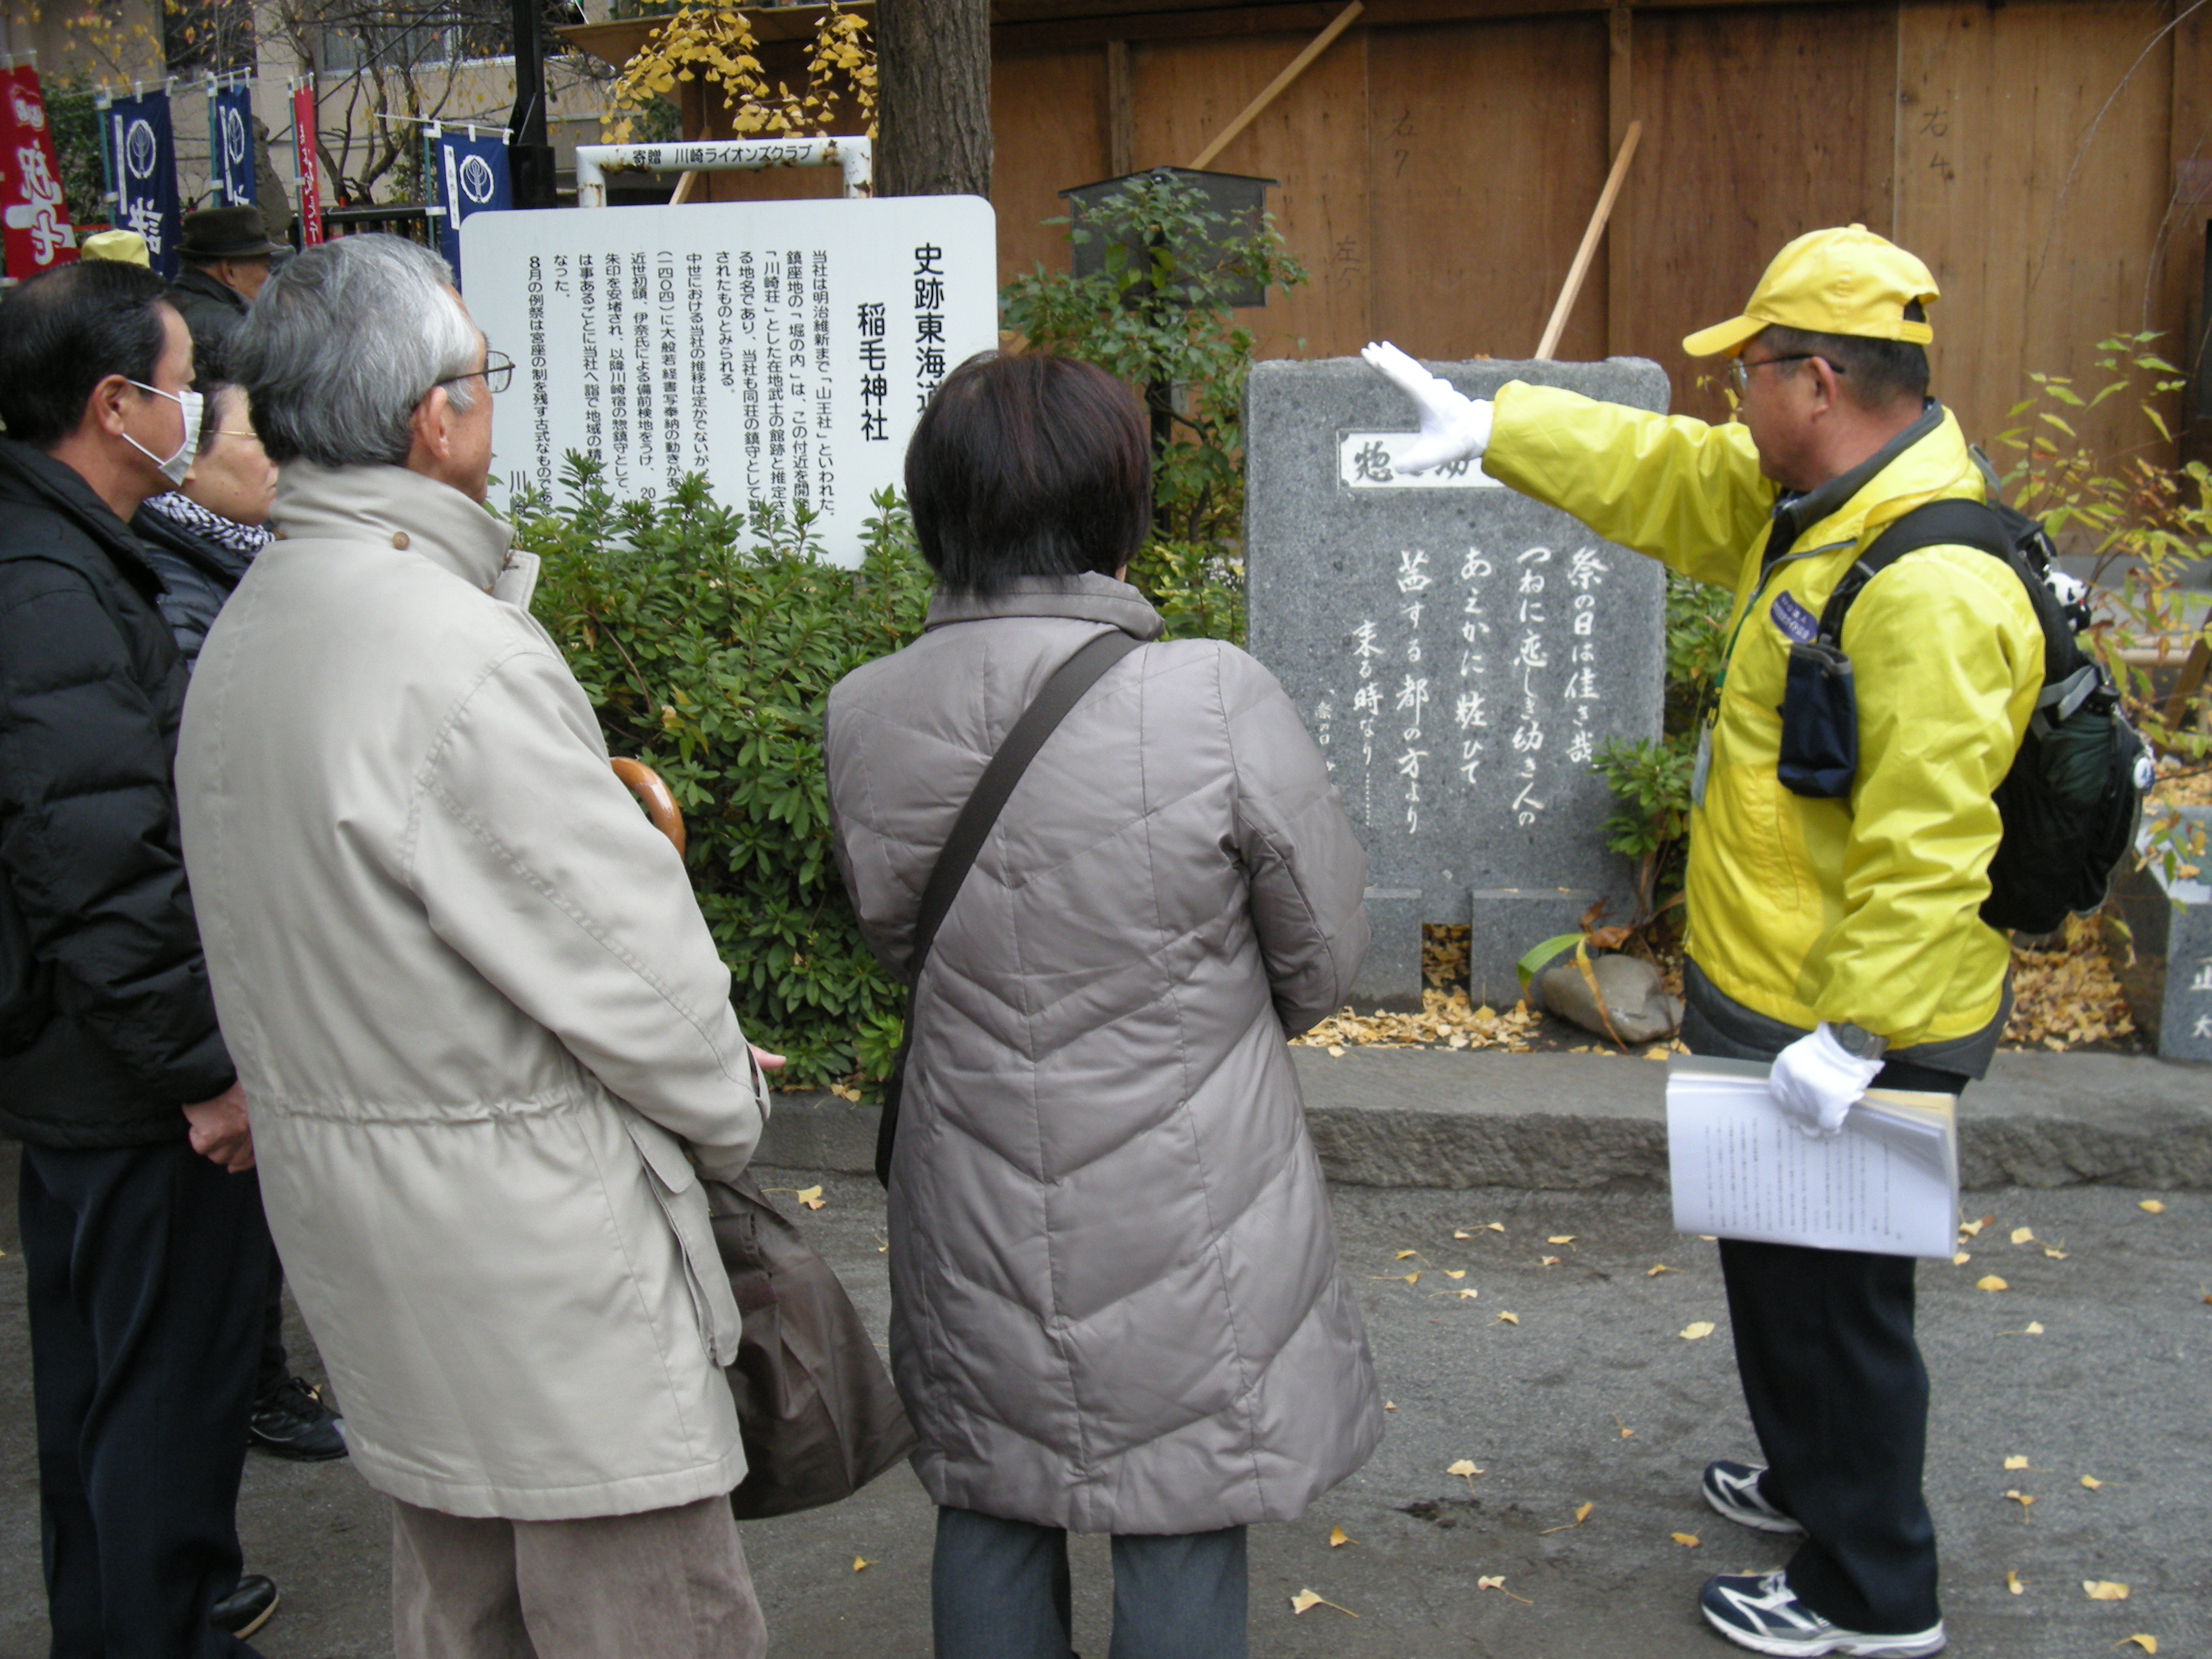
175, 234, 780, 1659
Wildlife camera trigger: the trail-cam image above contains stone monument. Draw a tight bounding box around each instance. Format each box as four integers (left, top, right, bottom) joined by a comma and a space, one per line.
1246, 356, 1670, 1008
2107, 807, 2212, 1063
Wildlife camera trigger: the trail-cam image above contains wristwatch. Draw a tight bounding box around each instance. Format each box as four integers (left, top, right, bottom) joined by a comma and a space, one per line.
1831, 1022, 1889, 1061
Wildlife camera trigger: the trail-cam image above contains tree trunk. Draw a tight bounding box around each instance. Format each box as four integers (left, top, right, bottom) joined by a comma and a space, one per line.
874, 0, 993, 199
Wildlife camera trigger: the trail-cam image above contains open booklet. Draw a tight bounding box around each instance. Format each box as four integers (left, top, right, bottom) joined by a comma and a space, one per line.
1666, 1054, 1960, 1260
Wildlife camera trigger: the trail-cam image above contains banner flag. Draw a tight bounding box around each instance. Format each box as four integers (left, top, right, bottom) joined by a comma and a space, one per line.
211, 80, 255, 207
109, 88, 180, 279
292, 84, 323, 246
1, 66, 79, 279
434, 128, 509, 283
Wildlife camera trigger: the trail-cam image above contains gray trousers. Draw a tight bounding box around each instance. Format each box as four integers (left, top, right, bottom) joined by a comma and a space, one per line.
932, 1506, 1248, 1659
390, 1494, 768, 1659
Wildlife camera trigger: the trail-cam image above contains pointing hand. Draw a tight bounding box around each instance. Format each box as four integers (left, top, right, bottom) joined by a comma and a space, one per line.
1360, 341, 1494, 475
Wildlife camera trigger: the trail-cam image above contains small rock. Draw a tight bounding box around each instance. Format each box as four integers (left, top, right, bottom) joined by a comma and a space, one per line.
1536, 953, 1683, 1045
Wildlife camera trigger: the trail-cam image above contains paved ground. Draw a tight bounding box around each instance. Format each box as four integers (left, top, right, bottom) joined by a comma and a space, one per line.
4, 1144, 2206, 1657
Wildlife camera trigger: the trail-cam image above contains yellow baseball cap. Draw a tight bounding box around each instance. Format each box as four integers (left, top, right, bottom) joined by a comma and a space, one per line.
79, 229, 153, 268
1682, 224, 1937, 358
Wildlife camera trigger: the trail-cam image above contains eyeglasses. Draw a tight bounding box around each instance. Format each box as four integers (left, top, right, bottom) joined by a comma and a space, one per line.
1728, 353, 1843, 395
432, 349, 515, 397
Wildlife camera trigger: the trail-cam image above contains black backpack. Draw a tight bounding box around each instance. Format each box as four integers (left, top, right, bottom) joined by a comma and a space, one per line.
1776, 497, 2151, 936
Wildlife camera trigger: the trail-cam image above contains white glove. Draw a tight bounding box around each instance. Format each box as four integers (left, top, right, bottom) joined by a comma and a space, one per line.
1767, 1023, 1884, 1140
1360, 341, 1494, 474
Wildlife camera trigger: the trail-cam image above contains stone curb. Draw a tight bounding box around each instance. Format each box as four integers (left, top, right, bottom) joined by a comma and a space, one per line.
758, 1046, 2212, 1192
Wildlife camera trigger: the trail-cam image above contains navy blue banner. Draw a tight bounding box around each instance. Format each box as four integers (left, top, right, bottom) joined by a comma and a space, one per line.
435, 129, 510, 283
109, 90, 181, 280
211, 82, 255, 208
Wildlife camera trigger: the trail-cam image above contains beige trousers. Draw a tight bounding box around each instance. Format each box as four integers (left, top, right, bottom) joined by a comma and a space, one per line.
390, 1494, 769, 1659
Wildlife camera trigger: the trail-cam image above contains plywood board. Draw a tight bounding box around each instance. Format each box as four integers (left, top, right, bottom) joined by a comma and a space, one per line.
1896, 0, 2177, 462
993, 48, 1114, 291
1131, 25, 1374, 358
1365, 14, 1610, 362
1618, 3, 1897, 421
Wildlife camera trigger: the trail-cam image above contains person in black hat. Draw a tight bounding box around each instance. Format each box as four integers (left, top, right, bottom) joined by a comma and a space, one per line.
169, 205, 278, 347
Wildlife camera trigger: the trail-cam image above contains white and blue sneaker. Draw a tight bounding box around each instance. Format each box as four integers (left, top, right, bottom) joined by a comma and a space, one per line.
1700, 1572, 1945, 1657
1703, 1460, 1806, 1535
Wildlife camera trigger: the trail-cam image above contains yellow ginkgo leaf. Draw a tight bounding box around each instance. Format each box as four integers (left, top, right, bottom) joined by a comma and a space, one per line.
1447, 1459, 1484, 1480
2005, 1455, 2031, 1470
2004, 1489, 2035, 1511
2025, 1321, 2046, 1334
1495, 1312, 1520, 1325
1288, 1587, 1357, 1617
1672, 1532, 1701, 1547
2011, 1227, 2036, 1244
1538, 1502, 1594, 1535
2081, 1475, 2104, 1490
852, 1556, 872, 1572
1648, 1264, 1677, 1276
1453, 1229, 1474, 1240
1453, 1288, 1480, 1300
2006, 1569, 2025, 1595
1328, 1525, 1352, 1548
2084, 1580, 2131, 1601
1548, 1236, 1577, 1245
2139, 1200, 2166, 1214
1977, 1276, 2010, 1292
2122, 1635, 2157, 1652
1326, 1045, 1347, 1057
1396, 1250, 1420, 1260
1476, 1575, 1532, 1603
796, 1186, 826, 1211
1959, 1217, 1990, 1237
1485, 1222, 1506, 1233
1680, 1321, 1716, 1340
1541, 1255, 1562, 1267
1444, 1269, 1467, 1280
1384, 1400, 1397, 1412
1954, 1253, 1973, 1266
2046, 1248, 2069, 1260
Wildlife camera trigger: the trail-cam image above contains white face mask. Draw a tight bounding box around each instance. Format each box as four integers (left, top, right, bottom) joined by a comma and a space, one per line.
124, 381, 205, 487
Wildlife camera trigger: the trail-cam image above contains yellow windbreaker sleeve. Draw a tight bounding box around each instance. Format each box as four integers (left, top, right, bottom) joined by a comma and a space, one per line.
1808, 550, 2042, 1038
1483, 382, 1780, 590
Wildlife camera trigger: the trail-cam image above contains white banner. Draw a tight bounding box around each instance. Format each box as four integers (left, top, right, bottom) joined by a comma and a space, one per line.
463, 196, 998, 564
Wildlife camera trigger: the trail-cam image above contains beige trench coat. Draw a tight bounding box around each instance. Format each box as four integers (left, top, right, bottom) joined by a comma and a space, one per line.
177, 463, 766, 1521
825, 575, 1384, 1536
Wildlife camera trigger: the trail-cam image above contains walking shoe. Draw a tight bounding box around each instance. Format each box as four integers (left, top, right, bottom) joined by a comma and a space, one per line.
249, 1375, 347, 1460
1700, 1572, 1944, 1657
1703, 1459, 1804, 1535
211, 1574, 280, 1640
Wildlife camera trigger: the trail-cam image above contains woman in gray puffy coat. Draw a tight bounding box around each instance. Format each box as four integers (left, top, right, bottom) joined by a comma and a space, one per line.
825, 353, 1383, 1658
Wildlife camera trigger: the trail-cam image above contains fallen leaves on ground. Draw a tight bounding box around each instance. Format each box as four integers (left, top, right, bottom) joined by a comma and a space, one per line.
1679, 1321, 1716, 1340
1648, 1264, 1677, 1276
764, 1185, 827, 1211
2004, 1490, 2036, 1514
1447, 1459, 1484, 1489
2082, 1475, 2105, 1490
1396, 1250, 1422, 1260
2084, 1580, 2132, 1601
1538, 1503, 1595, 1535
1444, 1269, 1467, 1280
1328, 1525, 1353, 1548
2006, 1569, 2026, 1595
2022, 1322, 2047, 1335
1370, 1272, 1421, 1286
1548, 1235, 1578, 1245
1954, 1253, 1974, 1266
2003, 920, 2134, 1050
1540, 1255, 1562, 1267
2046, 1247, 2070, 1260
1614, 1415, 1635, 1439
1295, 989, 1541, 1053
1978, 1276, 2010, 1292
1495, 1312, 1520, 1326
1672, 1532, 1701, 1548
2121, 1635, 2158, 1652
1476, 1575, 1532, 1604
852, 1556, 871, 1572
1288, 1588, 1357, 1617
2140, 1201, 2167, 1215
2004, 1455, 2032, 1470
1960, 1216, 1993, 1238
2012, 1227, 2036, 1244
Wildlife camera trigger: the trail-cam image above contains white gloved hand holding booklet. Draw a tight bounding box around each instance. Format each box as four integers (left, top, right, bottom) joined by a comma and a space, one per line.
1359, 341, 1493, 474
1767, 1023, 1884, 1139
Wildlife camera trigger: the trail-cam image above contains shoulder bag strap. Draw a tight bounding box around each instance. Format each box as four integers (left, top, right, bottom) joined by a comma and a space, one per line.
1814, 498, 2015, 645
874, 627, 1144, 1185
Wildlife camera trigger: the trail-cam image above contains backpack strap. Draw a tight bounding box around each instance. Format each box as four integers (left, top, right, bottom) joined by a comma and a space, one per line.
874, 627, 1144, 1185
1813, 498, 2016, 647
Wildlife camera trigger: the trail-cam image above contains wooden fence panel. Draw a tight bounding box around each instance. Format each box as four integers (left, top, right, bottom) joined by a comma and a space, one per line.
1897, 0, 2181, 462
993, 48, 1112, 294
1365, 14, 1612, 362
1616, 3, 1900, 425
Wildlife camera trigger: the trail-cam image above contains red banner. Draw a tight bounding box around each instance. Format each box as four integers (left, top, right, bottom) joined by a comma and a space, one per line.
1, 66, 79, 279
293, 84, 324, 246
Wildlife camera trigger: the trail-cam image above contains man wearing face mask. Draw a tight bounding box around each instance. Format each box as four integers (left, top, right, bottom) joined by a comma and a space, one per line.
0, 258, 280, 1653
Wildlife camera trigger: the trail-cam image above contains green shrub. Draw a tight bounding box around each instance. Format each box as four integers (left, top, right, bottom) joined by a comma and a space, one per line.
515, 462, 930, 1089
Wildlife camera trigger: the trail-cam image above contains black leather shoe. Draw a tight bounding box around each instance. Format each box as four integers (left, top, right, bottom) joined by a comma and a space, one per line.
248, 1376, 347, 1461
211, 1574, 279, 1640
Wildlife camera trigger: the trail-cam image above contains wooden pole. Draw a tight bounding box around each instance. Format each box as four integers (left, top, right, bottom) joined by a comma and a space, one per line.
670, 169, 701, 204
1185, 0, 1362, 171
1536, 118, 1642, 362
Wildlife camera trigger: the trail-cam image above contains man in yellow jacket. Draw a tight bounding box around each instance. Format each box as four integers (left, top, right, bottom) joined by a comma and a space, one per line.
1367, 226, 2043, 1658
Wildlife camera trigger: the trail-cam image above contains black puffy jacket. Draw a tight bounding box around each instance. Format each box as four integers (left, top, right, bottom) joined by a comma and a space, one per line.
0, 439, 234, 1148
133, 501, 254, 671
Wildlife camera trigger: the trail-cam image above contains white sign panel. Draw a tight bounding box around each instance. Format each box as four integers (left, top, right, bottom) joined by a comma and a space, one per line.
462, 196, 998, 564
1335, 430, 1503, 489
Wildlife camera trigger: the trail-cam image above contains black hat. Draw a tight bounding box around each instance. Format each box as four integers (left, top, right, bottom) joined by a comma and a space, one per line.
179, 205, 278, 262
